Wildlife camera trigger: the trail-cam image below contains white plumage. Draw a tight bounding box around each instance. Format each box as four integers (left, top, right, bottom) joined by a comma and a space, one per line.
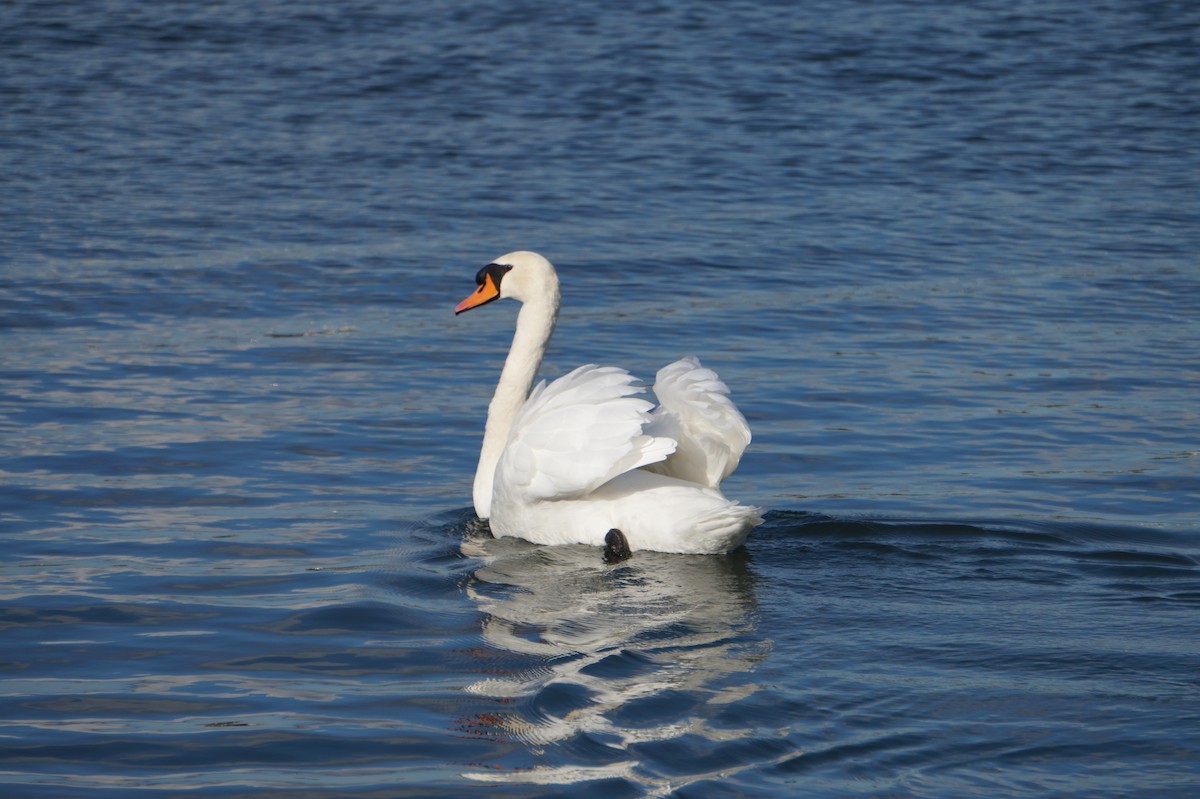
502, 365, 677, 503
455, 251, 761, 556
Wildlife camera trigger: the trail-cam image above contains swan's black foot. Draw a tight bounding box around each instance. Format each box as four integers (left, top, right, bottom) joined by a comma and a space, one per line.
603, 528, 632, 564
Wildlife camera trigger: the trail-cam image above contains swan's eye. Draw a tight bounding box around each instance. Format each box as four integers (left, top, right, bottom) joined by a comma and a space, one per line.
476, 263, 513, 286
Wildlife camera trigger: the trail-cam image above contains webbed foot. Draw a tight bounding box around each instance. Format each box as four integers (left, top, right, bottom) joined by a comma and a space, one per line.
603, 528, 632, 564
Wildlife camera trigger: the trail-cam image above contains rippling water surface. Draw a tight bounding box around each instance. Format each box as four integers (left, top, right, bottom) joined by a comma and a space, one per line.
2, 1, 1198, 797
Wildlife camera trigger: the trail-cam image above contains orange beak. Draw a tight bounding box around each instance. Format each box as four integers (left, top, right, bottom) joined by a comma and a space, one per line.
455, 273, 501, 314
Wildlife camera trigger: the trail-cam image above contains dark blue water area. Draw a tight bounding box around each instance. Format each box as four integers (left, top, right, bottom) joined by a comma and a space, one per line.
2, 1, 1199, 797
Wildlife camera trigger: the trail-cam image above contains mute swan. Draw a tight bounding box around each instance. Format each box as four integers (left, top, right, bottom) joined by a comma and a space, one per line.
455, 251, 761, 560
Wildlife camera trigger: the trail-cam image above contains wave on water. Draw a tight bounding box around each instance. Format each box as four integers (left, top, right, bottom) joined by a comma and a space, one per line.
386, 508, 1200, 797
0, 505, 1195, 799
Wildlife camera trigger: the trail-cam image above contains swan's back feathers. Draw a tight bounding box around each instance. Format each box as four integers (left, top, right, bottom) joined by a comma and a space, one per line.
645, 356, 751, 488
497, 364, 677, 503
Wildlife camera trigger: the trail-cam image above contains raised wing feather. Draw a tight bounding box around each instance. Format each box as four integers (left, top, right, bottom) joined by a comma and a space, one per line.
497, 364, 677, 503
644, 357, 751, 488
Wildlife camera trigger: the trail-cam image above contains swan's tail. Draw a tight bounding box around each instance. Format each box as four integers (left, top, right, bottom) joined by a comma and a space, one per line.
682, 500, 762, 555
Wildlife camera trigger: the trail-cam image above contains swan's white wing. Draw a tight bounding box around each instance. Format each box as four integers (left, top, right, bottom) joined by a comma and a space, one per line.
645, 357, 751, 488
497, 364, 677, 503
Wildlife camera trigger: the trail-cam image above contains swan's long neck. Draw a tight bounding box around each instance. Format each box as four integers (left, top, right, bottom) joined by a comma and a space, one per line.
473, 290, 559, 518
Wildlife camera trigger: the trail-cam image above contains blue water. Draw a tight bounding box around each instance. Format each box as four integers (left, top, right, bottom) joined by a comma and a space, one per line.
2, 1, 1199, 796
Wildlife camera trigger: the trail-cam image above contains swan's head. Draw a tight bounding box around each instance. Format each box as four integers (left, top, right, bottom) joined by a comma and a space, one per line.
455, 251, 559, 314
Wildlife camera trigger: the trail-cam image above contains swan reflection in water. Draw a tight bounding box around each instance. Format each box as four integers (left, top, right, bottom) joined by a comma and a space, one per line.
458, 526, 770, 790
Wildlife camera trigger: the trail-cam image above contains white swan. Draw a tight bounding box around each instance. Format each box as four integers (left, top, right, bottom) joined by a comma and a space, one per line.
455, 251, 761, 559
